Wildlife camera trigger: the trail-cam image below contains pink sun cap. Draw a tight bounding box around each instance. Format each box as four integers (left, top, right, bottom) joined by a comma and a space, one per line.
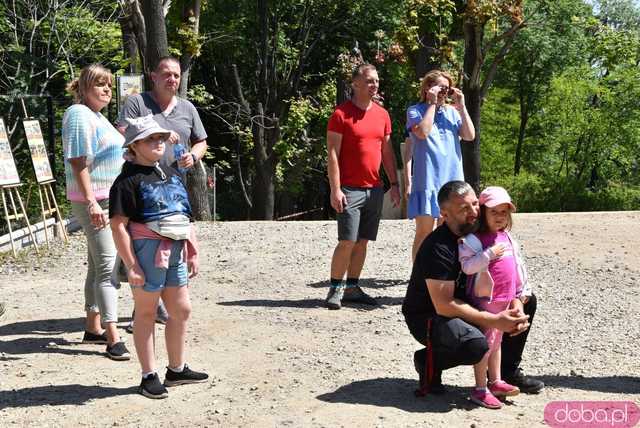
478, 186, 516, 212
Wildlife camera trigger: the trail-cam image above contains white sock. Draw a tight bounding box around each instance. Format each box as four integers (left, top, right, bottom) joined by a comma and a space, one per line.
142, 371, 155, 379
168, 364, 185, 373
475, 386, 487, 392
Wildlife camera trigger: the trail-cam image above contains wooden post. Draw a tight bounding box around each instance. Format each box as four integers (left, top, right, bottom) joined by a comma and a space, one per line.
45, 183, 68, 242
0, 184, 40, 256
0, 188, 16, 257
37, 184, 50, 247
34, 181, 68, 246
12, 186, 40, 252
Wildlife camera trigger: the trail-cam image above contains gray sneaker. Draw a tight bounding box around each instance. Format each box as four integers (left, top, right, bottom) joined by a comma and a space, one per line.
342, 286, 378, 306
325, 286, 345, 310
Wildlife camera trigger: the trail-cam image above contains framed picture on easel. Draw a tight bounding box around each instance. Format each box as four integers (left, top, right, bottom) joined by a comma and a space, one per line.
0, 118, 20, 186
1, 118, 38, 256
20, 118, 67, 247
23, 119, 54, 184
116, 74, 144, 113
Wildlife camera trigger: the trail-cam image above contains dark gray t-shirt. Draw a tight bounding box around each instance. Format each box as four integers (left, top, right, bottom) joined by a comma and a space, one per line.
117, 92, 207, 164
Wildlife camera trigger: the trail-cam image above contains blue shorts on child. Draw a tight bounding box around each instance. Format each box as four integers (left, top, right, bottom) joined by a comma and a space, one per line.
132, 238, 188, 292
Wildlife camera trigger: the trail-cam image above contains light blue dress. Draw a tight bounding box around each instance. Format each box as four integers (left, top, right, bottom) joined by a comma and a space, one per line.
406, 103, 463, 219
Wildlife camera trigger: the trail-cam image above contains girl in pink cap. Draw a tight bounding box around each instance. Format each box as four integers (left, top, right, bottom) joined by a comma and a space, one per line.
458, 186, 532, 409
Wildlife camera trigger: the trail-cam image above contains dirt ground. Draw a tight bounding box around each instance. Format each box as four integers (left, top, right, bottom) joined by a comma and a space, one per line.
0, 212, 639, 427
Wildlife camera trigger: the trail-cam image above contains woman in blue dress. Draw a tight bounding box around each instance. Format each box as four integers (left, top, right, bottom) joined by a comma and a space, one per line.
404, 70, 475, 260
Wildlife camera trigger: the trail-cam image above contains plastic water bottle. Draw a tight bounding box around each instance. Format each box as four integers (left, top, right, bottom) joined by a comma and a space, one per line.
173, 143, 187, 173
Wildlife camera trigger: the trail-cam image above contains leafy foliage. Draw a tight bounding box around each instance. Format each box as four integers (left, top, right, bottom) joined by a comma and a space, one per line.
2, 0, 639, 224
481, 0, 640, 211
0, 1, 125, 235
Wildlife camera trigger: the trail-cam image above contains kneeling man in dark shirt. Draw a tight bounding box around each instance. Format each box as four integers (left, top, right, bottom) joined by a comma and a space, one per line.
402, 180, 530, 395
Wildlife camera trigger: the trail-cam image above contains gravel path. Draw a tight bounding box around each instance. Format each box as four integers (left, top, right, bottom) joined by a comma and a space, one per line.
0, 213, 639, 427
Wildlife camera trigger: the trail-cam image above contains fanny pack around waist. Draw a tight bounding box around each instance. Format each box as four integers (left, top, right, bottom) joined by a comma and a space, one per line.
146, 214, 191, 240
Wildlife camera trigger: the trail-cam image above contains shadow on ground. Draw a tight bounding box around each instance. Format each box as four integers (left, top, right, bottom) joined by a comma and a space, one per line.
316, 377, 473, 413
307, 278, 407, 290
538, 375, 640, 394
0, 317, 132, 338
218, 299, 326, 309
218, 296, 404, 310
0, 337, 104, 357
0, 384, 136, 409
0, 317, 86, 336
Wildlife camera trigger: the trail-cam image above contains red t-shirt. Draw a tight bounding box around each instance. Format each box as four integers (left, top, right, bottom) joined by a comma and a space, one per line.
327, 100, 391, 188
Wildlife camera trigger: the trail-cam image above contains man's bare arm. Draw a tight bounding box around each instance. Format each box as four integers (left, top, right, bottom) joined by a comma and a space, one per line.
427, 279, 528, 332
327, 131, 347, 212
381, 134, 400, 207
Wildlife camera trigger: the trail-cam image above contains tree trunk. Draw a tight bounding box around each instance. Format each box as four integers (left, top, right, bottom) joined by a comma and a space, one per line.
514, 89, 528, 175
187, 163, 211, 220
460, 6, 523, 190
230, 64, 254, 215
462, 21, 483, 192
414, 31, 441, 80
177, 0, 210, 219
119, 15, 140, 73
250, 103, 276, 220
138, 0, 210, 220
248, 0, 277, 220
336, 78, 350, 105
462, 86, 482, 192
178, 0, 201, 98
119, 1, 147, 76
141, 0, 169, 75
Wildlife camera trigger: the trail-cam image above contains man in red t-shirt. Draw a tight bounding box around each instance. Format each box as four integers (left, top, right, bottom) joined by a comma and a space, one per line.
325, 63, 401, 310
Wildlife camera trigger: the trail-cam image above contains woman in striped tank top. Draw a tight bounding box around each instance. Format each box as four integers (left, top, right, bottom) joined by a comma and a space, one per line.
62, 64, 130, 361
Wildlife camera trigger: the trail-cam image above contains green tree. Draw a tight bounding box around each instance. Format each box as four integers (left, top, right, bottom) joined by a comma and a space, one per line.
199, 0, 409, 220
0, 0, 124, 231
497, 0, 591, 175
118, 0, 211, 220
400, 0, 528, 191
460, 0, 526, 191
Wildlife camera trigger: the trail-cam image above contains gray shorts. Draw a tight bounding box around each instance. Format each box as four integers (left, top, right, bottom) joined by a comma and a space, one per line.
337, 186, 384, 242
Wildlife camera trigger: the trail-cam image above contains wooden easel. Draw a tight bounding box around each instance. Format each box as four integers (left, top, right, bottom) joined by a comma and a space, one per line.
0, 183, 39, 257
19, 100, 68, 248
35, 179, 68, 246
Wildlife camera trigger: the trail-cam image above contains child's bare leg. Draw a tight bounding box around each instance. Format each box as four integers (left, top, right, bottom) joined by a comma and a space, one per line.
473, 352, 490, 388
132, 288, 161, 373
162, 286, 191, 369
488, 346, 502, 383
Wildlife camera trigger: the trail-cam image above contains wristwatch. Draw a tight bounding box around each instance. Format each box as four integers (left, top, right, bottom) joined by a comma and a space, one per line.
190, 152, 198, 164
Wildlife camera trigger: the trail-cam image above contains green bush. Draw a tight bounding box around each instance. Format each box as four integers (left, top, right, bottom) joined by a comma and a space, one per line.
481, 171, 546, 212
481, 172, 640, 212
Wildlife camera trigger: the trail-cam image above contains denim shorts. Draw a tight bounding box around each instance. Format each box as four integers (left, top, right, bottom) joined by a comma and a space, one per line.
132, 238, 188, 292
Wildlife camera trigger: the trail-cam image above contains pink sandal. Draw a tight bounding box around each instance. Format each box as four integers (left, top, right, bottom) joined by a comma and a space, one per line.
489, 379, 520, 397
470, 388, 502, 409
